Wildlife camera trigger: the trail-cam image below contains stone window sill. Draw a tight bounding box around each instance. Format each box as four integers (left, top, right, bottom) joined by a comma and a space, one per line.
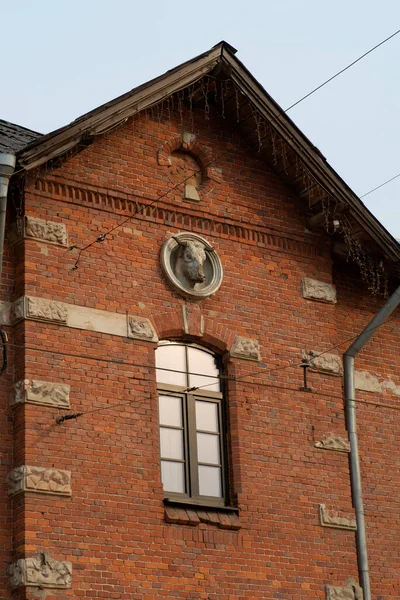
164, 500, 241, 530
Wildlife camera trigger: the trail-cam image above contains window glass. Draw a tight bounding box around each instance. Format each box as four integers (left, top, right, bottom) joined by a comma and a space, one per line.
159, 395, 182, 427
195, 400, 219, 433
198, 465, 222, 497
161, 461, 186, 493
160, 428, 184, 460
157, 342, 225, 503
197, 432, 220, 464
156, 344, 187, 386
188, 346, 220, 392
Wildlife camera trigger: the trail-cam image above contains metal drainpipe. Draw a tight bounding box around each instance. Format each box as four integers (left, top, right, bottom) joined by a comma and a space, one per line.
344, 284, 400, 600
0, 152, 16, 278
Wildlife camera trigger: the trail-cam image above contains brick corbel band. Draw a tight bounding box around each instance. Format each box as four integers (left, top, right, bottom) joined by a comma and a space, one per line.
8, 552, 72, 590
7, 466, 72, 497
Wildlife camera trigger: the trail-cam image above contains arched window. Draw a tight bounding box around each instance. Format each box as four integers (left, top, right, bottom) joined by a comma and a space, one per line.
156, 341, 227, 506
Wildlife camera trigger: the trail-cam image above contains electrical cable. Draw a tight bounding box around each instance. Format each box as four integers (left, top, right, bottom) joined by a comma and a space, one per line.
284, 28, 400, 112
4, 313, 398, 420
5, 314, 396, 387
182, 314, 398, 393
360, 171, 400, 199
60, 27, 400, 269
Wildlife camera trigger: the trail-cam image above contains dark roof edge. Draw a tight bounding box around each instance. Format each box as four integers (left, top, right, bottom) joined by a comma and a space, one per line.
17, 42, 227, 168
220, 47, 400, 264
15, 41, 400, 266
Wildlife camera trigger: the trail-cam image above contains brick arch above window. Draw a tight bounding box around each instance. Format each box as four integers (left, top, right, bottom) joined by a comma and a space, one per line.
151, 306, 261, 362
157, 132, 223, 196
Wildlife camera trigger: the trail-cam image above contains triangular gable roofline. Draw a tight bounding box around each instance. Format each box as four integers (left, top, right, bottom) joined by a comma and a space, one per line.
18, 42, 231, 169
16, 41, 400, 269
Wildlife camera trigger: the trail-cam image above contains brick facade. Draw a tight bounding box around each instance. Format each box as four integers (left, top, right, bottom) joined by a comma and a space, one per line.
1, 71, 399, 599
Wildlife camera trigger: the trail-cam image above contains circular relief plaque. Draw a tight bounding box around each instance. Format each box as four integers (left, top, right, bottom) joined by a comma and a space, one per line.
160, 232, 223, 299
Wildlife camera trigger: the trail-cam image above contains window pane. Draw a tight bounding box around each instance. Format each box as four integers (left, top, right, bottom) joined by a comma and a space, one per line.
195, 400, 219, 433
156, 345, 187, 387
198, 465, 222, 497
161, 461, 185, 493
159, 395, 182, 427
160, 427, 184, 460
197, 432, 220, 464
188, 347, 220, 392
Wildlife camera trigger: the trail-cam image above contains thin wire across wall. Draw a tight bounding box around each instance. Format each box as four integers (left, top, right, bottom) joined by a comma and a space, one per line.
5, 312, 398, 421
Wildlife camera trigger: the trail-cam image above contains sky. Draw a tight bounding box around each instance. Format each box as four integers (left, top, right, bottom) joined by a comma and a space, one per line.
2, 0, 400, 239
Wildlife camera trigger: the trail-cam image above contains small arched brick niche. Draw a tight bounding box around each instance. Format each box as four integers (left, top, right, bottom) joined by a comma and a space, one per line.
158, 132, 222, 202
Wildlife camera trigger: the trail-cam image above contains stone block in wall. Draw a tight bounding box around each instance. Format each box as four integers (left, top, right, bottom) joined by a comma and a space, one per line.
25, 216, 68, 245
326, 579, 363, 599
11, 296, 68, 324
8, 552, 72, 589
8, 216, 68, 246
319, 504, 356, 530
230, 337, 261, 361
315, 435, 350, 453
302, 350, 343, 376
301, 277, 337, 303
128, 315, 158, 341
8, 466, 71, 497
12, 380, 70, 408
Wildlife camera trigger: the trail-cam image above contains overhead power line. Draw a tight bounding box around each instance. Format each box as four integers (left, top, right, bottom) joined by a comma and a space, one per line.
360, 171, 400, 199
285, 28, 400, 112
64, 28, 400, 269
5, 313, 398, 422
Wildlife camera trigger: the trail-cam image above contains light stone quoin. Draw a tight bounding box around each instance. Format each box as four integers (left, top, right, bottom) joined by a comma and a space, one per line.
24, 216, 68, 245
301, 277, 337, 304
12, 380, 70, 409
230, 337, 261, 362
315, 435, 350, 453
8, 296, 159, 341
8, 553, 72, 590
302, 350, 343, 376
8, 466, 72, 497
326, 579, 363, 600
319, 504, 356, 530
128, 316, 158, 341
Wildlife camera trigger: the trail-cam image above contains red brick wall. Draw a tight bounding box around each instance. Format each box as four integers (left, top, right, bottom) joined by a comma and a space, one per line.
2, 105, 399, 599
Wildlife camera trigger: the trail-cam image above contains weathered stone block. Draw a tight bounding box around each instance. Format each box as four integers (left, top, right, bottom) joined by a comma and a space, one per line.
25, 216, 68, 245
302, 350, 343, 376
230, 337, 261, 361
315, 435, 350, 453
319, 504, 356, 530
8, 552, 72, 589
11, 297, 25, 323
301, 277, 337, 303
11, 297, 68, 324
8, 466, 72, 497
181, 131, 196, 148
12, 380, 70, 408
184, 183, 200, 201
26, 297, 67, 323
326, 579, 363, 599
128, 316, 158, 341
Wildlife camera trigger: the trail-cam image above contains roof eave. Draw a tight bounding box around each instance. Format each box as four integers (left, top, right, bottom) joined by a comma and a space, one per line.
17, 43, 227, 170
220, 48, 400, 264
